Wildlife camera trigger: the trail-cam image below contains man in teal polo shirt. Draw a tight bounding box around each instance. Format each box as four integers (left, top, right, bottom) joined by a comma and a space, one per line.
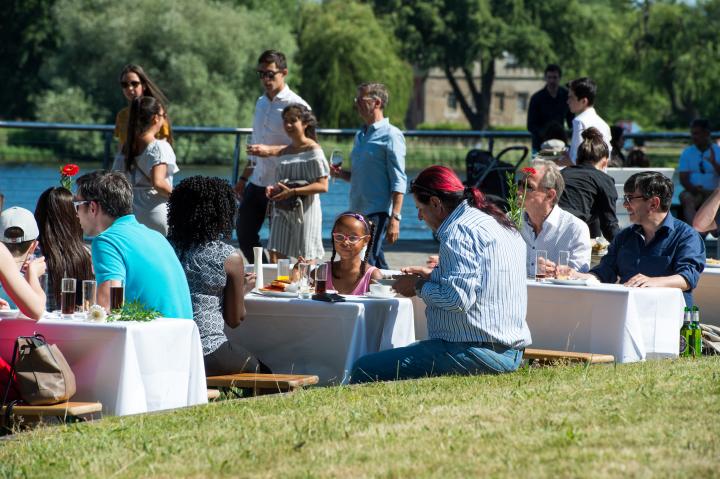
74, 171, 192, 318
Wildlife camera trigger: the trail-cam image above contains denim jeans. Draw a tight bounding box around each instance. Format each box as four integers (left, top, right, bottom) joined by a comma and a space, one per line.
365, 212, 389, 270
349, 339, 523, 384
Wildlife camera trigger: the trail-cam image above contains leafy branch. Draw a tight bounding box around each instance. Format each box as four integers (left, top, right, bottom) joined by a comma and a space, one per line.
108, 300, 161, 322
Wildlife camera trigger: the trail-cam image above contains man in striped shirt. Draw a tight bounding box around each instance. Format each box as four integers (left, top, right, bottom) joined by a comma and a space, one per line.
350, 166, 532, 383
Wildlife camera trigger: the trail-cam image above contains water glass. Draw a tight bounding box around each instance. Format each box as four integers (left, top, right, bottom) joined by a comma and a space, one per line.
110, 279, 125, 311
535, 250, 548, 281
60, 278, 76, 315
277, 259, 290, 281
297, 262, 312, 299
556, 251, 570, 280
38, 273, 50, 311
315, 262, 328, 295
82, 280, 97, 312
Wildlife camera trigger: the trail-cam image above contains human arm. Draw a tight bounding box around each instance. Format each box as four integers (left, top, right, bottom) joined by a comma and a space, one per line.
693, 187, 720, 232
329, 165, 351, 181
387, 192, 404, 244
568, 221, 592, 273
598, 178, 620, 241
92, 237, 126, 312
400, 266, 434, 279
247, 144, 286, 158
269, 177, 329, 201
568, 119, 582, 164
623, 273, 689, 289
386, 129, 407, 244
223, 252, 252, 328
575, 233, 622, 283
234, 161, 253, 197
0, 245, 46, 320
150, 163, 172, 197
526, 94, 541, 136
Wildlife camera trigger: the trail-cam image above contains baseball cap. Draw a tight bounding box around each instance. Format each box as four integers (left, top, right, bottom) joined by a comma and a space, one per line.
0, 207, 40, 243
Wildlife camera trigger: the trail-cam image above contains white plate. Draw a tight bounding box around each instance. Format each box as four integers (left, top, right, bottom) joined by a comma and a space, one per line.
253, 289, 299, 298
0, 309, 19, 319
547, 278, 588, 286
364, 292, 397, 299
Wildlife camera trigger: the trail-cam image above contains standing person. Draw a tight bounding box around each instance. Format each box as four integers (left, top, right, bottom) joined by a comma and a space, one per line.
526, 64, 573, 153
234, 50, 310, 263
263, 105, 329, 262
122, 96, 178, 235
567, 77, 611, 165
349, 166, 531, 383
330, 82, 407, 269
678, 119, 720, 225
114, 64, 172, 151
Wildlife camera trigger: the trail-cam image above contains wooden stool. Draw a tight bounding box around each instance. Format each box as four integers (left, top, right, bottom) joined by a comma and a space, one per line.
524, 348, 615, 365
1, 401, 103, 430
207, 373, 319, 396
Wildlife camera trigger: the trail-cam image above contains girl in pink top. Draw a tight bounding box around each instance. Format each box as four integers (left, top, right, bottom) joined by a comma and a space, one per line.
326, 212, 383, 295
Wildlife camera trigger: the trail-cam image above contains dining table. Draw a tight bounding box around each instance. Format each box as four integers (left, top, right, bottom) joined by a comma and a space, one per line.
689, 266, 720, 326
0, 314, 208, 416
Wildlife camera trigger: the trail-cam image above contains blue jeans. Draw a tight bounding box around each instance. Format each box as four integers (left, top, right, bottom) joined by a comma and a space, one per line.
349, 339, 523, 384
366, 212, 389, 270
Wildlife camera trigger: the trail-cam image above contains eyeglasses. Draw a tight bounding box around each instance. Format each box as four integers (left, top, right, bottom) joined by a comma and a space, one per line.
622, 194, 646, 204
332, 233, 369, 244
120, 80, 141, 89
72, 200, 91, 211
256, 70, 282, 80
157, 111, 167, 119
353, 96, 375, 104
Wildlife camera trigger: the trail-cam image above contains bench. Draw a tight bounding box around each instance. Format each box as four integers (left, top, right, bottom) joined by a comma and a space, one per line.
207, 388, 221, 401
207, 373, 319, 396
1, 401, 103, 427
524, 348, 615, 365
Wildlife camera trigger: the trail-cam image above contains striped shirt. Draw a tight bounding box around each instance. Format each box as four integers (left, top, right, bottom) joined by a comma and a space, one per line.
520, 205, 591, 277
417, 201, 532, 349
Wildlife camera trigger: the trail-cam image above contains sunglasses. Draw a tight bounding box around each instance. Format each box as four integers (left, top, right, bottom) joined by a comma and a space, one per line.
332, 233, 369, 244
256, 70, 282, 80
120, 80, 141, 89
72, 200, 91, 211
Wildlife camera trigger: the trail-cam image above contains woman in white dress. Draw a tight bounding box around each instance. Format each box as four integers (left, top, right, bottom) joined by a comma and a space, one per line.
122, 96, 178, 235
263, 104, 329, 262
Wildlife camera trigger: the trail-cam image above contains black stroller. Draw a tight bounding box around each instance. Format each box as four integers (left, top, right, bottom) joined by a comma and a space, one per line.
464, 145, 529, 210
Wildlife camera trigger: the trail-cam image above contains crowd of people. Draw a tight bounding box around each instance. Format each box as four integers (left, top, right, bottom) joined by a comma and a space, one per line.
0, 52, 716, 386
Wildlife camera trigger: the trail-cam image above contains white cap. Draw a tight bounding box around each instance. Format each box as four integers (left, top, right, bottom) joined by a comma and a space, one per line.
0, 207, 39, 243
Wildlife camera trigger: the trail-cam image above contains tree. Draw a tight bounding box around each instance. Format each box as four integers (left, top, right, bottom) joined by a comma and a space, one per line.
297, 0, 412, 128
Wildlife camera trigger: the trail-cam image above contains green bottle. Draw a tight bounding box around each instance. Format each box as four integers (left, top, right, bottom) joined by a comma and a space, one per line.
680, 307, 692, 357
691, 306, 703, 358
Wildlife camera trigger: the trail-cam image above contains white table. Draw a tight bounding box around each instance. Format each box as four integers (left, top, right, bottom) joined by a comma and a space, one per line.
526, 282, 684, 362
226, 294, 416, 385
691, 268, 720, 326
0, 317, 207, 416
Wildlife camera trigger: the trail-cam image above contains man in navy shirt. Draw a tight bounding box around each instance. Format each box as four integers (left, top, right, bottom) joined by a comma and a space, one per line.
573, 171, 705, 306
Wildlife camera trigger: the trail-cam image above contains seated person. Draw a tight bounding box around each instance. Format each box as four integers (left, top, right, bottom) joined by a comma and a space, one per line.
626, 148, 649, 168
519, 159, 591, 277
167, 176, 269, 375
350, 166, 531, 383
574, 172, 705, 306
693, 184, 720, 235
609, 125, 626, 167
678, 119, 720, 225
325, 212, 383, 295
559, 127, 620, 241
74, 171, 192, 318
0, 207, 39, 273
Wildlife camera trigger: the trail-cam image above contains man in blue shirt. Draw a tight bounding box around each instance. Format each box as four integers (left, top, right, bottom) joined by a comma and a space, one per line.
330, 82, 406, 269
574, 171, 705, 306
678, 119, 720, 225
74, 171, 192, 318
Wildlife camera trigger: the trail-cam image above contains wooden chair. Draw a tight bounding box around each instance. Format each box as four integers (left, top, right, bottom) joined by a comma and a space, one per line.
206, 373, 319, 396
524, 348, 615, 365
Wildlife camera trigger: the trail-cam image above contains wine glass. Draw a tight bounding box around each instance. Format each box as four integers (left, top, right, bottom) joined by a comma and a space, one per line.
330, 150, 343, 184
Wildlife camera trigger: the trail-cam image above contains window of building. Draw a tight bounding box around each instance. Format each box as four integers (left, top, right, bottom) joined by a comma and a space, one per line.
494, 92, 505, 112
517, 93, 529, 112
447, 92, 457, 110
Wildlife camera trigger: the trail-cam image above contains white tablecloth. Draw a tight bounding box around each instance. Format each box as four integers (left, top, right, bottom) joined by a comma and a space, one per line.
0, 317, 207, 416
691, 268, 720, 326
226, 295, 416, 384
526, 282, 684, 362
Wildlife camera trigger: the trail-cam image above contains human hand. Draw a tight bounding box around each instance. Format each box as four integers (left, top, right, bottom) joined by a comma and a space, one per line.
234, 180, 246, 198
426, 255, 439, 268
246, 144, 273, 157
623, 273, 661, 288
386, 218, 400, 244
0, 298, 9, 310
538, 257, 556, 278
393, 274, 419, 297
329, 164, 342, 178
25, 256, 46, 280
265, 185, 275, 199
243, 273, 257, 295
269, 183, 294, 201
401, 266, 433, 279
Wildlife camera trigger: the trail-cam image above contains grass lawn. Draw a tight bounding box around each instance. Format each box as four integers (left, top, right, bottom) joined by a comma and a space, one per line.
2, 357, 719, 478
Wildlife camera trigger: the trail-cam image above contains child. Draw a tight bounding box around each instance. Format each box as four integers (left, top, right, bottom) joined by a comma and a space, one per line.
326, 212, 383, 295
0, 207, 40, 273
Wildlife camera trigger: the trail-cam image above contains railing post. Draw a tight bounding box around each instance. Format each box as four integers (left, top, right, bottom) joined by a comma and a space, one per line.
231, 133, 242, 185
102, 131, 113, 170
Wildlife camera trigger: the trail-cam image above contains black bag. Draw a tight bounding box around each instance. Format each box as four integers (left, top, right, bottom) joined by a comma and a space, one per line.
273, 179, 309, 212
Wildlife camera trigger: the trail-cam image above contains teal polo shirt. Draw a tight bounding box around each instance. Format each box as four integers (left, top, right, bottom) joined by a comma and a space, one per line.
92, 215, 192, 319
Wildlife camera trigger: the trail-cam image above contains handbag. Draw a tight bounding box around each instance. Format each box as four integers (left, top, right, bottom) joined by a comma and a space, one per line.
1, 334, 76, 407
273, 179, 309, 212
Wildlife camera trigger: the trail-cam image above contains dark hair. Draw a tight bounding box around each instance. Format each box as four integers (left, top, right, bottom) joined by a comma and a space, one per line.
282, 104, 318, 141
545, 64, 562, 76
691, 118, 711, 131
329, 212, 375, 280
568, 77, 597, 106
167, 176, 236, 255
626, 149, 649, 167
2, 235, 34, 256
123, 96, 165, 171
542, 121, 568, 144
119, 64, 173, 144
257, 50, 287, 70
610, 126, 625, 146
410, 165, 515, 229
34, 187, 94, 308
624, 171, 673, 212
76, 170, 133, 218
577, 127, 609, 165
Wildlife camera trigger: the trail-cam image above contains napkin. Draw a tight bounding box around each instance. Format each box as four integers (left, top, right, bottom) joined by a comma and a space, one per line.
253, 247, 264, 291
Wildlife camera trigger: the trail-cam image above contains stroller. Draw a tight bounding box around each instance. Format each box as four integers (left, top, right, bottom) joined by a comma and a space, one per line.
464, 145, 529, 210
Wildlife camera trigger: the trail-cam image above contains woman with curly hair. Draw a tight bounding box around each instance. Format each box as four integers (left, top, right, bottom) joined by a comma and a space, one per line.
167, 176, 269, 375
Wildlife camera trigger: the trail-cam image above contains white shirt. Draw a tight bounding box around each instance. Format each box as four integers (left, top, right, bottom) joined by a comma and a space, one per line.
521, 204, 591, 277
247, 85, 310, 187
677, 144, 720, 191
569, 107, 612, 164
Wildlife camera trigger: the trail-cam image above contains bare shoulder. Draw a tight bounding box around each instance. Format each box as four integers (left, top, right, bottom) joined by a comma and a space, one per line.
224, 251, 245, 275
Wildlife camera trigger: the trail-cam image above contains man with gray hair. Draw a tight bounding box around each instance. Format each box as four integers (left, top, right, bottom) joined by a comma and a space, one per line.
519, 159, 591, 277
330, 82, 406, 269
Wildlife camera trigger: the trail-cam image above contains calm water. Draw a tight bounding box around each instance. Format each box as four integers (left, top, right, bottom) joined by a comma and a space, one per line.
0, 164, 433, 240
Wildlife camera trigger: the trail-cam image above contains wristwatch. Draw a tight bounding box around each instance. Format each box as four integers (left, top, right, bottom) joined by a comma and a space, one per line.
391, 213, 402, 221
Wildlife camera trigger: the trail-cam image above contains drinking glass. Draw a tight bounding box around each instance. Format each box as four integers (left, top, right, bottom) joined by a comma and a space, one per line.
535, 250, 548, 281
109, 279, 125, 311
82, 280, 97, 312
277, 259, 290, 282
60, 278, 76, 315
38, 273, 50, 312
330, 150, 343, 184
556, 251, 570, 280
298, 262, 312, 299
314, 262, 328, 295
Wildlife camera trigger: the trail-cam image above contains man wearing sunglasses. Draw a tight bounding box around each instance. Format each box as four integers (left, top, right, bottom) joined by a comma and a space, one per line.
573, 171, 705, 306
678, 119, 720, 225
234, 50, 310, 263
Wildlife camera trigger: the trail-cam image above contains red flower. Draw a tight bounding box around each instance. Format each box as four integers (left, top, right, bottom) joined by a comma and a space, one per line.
61, 164, 80, 176
521, 167, 537, 176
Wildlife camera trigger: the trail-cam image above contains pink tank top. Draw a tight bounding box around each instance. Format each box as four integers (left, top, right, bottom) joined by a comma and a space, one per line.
326, 263, 377, 295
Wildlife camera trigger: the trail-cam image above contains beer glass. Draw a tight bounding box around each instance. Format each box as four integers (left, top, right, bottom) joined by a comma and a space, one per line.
60, 278, 76, 315
82, 280, 97, 312
535, 250, 548, 281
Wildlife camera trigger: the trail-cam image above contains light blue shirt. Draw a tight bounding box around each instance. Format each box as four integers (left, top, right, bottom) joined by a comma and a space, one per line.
418, 201, 532, 349
349, 118, 407, 215
678, 144, 720, 191
92, 215, 193, 319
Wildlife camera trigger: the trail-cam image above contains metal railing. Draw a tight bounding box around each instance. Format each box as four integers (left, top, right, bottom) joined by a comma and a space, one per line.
0, 120, 712, 184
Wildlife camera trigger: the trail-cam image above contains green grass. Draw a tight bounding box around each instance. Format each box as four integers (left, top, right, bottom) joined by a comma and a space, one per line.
2, 357, 719, 478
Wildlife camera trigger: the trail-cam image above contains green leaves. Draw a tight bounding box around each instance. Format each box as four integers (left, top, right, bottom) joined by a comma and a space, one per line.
108, 300, 161, 322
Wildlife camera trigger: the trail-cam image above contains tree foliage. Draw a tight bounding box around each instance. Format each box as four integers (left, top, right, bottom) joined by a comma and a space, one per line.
297, 0, 412, 128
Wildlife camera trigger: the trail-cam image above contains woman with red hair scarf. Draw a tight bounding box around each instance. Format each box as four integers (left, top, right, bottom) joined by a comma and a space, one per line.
350, 165, 532, 383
